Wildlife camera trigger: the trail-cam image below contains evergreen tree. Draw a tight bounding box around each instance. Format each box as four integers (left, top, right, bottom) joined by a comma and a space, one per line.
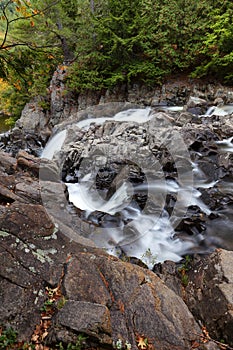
1, 0, 233, 121
193, 0, 233, 82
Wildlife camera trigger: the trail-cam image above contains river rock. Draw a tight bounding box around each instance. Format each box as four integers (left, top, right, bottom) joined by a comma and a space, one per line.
1, 93, 233, 349
2, 70, 233, 157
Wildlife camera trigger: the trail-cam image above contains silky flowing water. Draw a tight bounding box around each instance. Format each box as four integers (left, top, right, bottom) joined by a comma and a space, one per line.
41, 107, 233, 268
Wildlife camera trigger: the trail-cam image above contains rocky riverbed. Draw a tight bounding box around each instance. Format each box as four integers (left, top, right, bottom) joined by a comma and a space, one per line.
0, 72, 233, 349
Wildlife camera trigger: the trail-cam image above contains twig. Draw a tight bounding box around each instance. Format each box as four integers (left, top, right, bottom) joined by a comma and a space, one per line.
192, 331, 233, 350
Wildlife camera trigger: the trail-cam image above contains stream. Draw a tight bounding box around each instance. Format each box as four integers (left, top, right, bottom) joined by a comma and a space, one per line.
41, 105, 233, 269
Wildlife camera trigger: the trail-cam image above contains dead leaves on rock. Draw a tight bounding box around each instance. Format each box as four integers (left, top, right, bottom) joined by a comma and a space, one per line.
137, 336, 148, 349
30, 287, 66, 349
136, 334, 155, 350
31, 321, 50, 349
31, 286, 62, 349
191, 326, 233, 350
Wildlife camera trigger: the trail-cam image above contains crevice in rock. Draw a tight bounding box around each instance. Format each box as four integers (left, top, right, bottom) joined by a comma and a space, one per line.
0, 273, 27, 289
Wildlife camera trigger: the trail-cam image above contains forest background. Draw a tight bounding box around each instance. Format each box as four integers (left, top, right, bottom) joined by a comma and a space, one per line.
0, 0, 233, 124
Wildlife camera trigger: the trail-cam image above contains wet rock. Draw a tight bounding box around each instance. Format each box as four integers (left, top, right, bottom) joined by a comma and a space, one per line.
186, 96, 207, 109
0, 203, 54, 239
0, 277, 42, 341
0, 183, 22, 205
15, 99, 50, 141
153, 260, 183, 297
0, 155, 219, 349
186, 106, 204, 115
14, 180, 41, 204
1, 97, 233, 349
1, 99, 51, 156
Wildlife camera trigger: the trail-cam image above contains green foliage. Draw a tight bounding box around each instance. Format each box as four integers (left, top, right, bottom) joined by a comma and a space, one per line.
0, 0, 63, 119
56, 295, 68, 310
56, 334, 87, 350
0, 326, 87, 350
181, 254, 192, 270
40, 299, 54, 312
192, 1, 233, 83
1, 0, 233, 122
0, 327, 17, 350
66, 0, 217, 92
178, 255, 192, 287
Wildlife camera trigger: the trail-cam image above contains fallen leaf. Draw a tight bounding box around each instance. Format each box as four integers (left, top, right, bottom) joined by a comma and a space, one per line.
31, 334, 39, 342
137, 336, 148, 349
41, 330, 48, 340
191, 341, 201, 348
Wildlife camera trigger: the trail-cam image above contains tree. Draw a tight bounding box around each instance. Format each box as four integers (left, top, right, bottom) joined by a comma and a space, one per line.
193, 1, 233, 83
0, 0, 63, 119
66, 0, 214, 91
1, 0, 232, 121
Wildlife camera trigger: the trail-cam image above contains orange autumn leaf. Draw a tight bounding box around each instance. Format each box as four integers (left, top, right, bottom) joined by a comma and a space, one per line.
137, 336, 148, 349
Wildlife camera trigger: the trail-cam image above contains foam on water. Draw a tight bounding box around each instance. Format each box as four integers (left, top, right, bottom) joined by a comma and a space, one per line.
205, 104, 233, 116
76, 108, 152, 130
66, 169, 213, 267
216, 136, 233, 153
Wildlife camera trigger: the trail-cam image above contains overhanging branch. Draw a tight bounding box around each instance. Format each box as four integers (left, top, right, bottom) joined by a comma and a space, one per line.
0, 0, 60, 51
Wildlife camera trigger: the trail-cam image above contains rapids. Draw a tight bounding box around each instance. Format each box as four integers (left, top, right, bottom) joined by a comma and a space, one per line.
41, 106, 233, 268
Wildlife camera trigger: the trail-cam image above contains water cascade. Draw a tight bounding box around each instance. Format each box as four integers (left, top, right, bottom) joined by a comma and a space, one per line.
41, 106, 233, 269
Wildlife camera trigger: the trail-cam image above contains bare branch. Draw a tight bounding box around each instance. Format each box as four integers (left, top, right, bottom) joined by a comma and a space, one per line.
1, 42, 60, 49
0, 1, 11, 49
0, 0, 60, 51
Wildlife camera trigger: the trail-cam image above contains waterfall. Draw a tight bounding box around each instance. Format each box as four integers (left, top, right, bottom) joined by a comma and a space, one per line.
40, 106, 233, 268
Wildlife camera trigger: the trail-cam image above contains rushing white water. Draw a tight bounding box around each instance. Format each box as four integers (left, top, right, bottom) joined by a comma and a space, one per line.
41, 109, 152, 160
41, 106, 231, 268
66, 169, 214, 267
205, 104, 233, 116
91, 214, 194, 269
159, 106, 184, 112
41, 129, 67, 160
216, 136, 233, 153
66, 181, 133, 216
76, 108, 152, 130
